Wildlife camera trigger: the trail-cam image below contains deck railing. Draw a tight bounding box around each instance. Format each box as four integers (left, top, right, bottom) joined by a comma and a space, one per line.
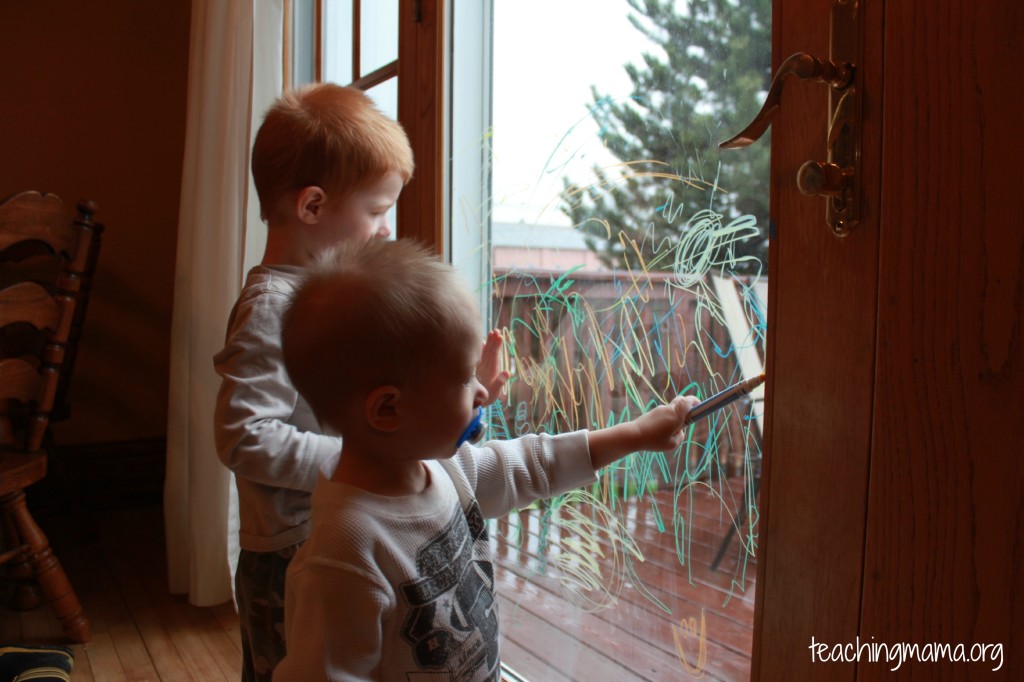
487, 267, 764, 681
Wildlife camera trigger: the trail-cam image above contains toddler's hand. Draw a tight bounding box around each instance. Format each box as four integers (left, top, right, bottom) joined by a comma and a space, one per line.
633, 395, 701, 452
477, 329, 511, 406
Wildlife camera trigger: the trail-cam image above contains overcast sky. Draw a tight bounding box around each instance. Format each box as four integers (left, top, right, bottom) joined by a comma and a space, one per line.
490, 0, 660, 227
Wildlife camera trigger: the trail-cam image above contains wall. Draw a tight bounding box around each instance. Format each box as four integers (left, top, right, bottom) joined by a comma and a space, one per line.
0, 1, 192, 444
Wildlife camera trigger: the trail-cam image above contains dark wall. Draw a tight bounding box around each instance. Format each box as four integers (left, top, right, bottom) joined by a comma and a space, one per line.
0, 1, 192, 444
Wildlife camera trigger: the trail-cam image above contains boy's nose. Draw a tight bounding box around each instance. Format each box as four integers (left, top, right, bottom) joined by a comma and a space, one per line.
376, 224, 391, 239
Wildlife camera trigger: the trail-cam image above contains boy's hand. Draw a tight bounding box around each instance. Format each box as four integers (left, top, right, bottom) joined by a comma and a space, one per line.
478, 329, 511, 406
587, 395, 700, 470
631, 395, 701, 452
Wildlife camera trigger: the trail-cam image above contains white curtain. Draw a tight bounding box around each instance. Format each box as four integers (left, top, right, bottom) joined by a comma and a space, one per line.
164, 0, 282, 607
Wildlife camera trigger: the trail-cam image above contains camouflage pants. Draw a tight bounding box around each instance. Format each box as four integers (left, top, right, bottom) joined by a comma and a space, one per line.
235, 545, 298, 682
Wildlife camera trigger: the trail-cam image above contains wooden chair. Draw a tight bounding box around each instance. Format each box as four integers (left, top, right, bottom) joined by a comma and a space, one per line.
0, 192, 103, 424
0, 191, 97, 643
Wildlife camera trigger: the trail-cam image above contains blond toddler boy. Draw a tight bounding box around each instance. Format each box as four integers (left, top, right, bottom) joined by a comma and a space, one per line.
273, 238, 698, 681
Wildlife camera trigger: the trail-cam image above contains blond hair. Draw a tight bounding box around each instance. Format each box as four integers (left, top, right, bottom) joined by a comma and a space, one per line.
282, 239, 480, 432
251, 83, 415, 221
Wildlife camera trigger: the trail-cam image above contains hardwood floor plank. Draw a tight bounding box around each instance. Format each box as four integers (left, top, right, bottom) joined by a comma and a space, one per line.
97, 533, 197, 681
211, 602, 243, 653
51, 517, 149, 681
69, 641, 95, 681
130, 537, 237, 681
80, 631, 129, 682
78, 544, 161, 681
40, 505, 161, 682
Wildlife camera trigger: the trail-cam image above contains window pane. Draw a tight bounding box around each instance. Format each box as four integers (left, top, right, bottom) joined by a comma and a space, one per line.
366, 78, 398, 239
323, 0, 354, 84
359, 0, 398, 77
364, 77, 397, 120
453, 0, 771, 679
291, 0, 317, 86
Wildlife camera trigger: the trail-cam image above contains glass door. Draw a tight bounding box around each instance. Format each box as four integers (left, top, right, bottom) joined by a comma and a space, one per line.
452, 1, 771, 679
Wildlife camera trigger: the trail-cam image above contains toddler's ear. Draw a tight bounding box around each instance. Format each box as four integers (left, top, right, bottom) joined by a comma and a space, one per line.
365, 386, 401, 433
295, 186, 326, 224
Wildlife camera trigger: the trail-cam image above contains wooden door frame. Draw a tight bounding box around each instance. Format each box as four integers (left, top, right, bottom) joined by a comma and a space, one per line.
752, 0, 883, 679
397, 0, 445, 253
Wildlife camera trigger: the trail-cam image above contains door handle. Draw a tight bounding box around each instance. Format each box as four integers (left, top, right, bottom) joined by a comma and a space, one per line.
719, 52, 853, 150
721, 0, 861, 236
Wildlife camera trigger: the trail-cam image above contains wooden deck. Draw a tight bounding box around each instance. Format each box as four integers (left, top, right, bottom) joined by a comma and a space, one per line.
4, 475, 757, 681
493, 476, 757, 682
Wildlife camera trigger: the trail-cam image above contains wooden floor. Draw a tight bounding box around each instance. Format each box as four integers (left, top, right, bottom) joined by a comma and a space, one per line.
2, 504, 242, 681
3, 476, 757, 681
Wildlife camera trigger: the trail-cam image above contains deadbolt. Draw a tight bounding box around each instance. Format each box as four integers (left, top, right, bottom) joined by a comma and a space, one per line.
797, 161, 851, 197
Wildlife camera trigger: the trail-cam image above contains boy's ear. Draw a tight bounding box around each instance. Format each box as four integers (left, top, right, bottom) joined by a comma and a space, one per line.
295, 186, 327, 224
365, 385, 402, 433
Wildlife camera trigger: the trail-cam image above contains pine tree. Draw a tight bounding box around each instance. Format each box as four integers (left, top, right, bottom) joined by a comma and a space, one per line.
561, 0, 771, 274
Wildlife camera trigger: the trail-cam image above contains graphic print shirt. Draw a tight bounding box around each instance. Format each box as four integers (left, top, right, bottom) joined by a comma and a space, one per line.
273, 430, 595, 681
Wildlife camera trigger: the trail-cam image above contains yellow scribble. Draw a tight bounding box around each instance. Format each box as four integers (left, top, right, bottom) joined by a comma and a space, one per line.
672, 608, 708, 678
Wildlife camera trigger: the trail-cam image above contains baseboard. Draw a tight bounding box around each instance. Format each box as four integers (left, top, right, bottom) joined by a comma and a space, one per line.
28, 437, 167, 517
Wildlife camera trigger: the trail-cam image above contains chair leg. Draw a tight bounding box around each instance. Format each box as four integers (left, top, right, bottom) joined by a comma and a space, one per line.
1, 506, 44, 609
0, 491, 91, 643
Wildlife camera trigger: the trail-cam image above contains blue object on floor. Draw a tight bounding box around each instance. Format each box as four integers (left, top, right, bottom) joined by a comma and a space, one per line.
0, 644, 74, 682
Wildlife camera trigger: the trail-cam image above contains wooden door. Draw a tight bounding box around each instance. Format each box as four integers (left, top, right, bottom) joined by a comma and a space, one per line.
755, 0, 1022, 679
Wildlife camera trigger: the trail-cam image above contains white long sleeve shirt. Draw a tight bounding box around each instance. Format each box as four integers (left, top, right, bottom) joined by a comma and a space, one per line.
273, 430, 595, 681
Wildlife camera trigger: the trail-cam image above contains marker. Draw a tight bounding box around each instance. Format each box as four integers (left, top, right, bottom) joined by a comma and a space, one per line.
684, 372, 766, 425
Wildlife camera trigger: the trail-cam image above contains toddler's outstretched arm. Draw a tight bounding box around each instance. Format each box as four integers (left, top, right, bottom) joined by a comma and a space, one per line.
587, 395, 700, 470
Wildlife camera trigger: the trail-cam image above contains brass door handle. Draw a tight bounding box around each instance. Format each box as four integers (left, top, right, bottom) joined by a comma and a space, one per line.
719, 52, 853, 149
721, 0, 861, 236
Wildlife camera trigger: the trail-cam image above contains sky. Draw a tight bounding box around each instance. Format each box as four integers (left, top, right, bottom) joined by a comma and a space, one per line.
490, 0, 662, 227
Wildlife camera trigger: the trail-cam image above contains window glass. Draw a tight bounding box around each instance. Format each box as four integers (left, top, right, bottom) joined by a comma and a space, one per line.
320, 0, 399, 83
322, 0, 354, 84
359, 0, 398, 77
364, 77, 397, 122
453, 0, 771, 679
291, 0, 317, 86
366, 78, 399, 238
